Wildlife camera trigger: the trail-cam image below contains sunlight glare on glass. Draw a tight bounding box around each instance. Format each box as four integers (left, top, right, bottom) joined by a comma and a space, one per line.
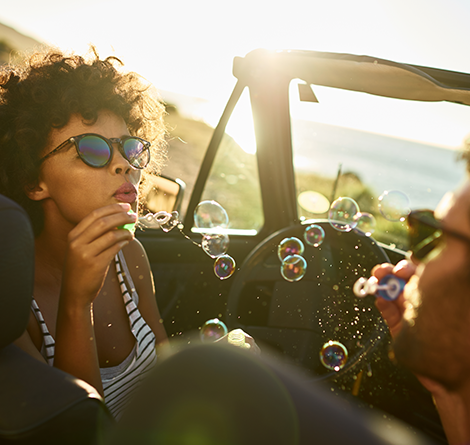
298, 190, 330, 214
225, 90, 257, 155
288, 80, 470, 149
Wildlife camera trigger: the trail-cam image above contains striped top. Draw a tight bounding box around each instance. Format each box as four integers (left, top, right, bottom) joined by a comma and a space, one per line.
30, 250, 157, 420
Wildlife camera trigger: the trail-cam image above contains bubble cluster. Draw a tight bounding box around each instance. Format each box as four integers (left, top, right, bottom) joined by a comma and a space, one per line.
281, 255, 307, 282
378, 190, 411, 222
328, 197, 360, 232
277, 235, 308, 282
138, 200, 236, 280
278, 237, 305, 261
303, 224, 325, 247
200, 318, 228, 342
320, 340, 349, 372
214, 254, 236, 280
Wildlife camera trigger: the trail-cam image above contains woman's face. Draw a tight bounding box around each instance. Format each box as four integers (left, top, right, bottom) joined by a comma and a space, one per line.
35, 110, 142, 229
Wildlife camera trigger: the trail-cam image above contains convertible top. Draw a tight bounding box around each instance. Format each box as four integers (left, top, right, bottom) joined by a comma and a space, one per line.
233, 49, 470, 106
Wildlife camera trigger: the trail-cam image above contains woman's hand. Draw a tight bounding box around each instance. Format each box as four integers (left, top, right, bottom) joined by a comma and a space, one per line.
61, 203, 137, 307
54, 203, 136, 395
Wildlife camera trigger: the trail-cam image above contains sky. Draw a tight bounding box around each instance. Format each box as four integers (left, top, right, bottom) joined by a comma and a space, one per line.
1, 0, 470, 147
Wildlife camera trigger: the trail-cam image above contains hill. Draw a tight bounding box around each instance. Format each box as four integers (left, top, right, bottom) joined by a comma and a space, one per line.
0, 22, 43, 63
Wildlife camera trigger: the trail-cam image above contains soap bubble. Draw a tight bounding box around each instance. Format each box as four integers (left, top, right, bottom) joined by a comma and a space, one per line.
160, 211, 180, 232
214, 254, 236, 280
328, 197, 359, 232
320, 340, 349, 372
353, 212, 376, 236
194, 200, 229, 230
378, 191, 411, 222
200, 318, 228, 342
304, 224, 325, 247
281, 254, 307, 282
202, 233, 229, 258
278, 237, 305, 261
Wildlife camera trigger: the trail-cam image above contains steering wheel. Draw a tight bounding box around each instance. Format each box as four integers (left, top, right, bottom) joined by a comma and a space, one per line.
226, 220, 391, 382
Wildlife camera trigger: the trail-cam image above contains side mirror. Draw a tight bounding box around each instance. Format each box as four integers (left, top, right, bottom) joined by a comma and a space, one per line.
143, 175, 186, 214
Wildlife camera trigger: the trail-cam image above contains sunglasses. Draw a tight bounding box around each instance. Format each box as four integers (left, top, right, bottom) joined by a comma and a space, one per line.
40, 133, 151, 169
407, 209, 470, 261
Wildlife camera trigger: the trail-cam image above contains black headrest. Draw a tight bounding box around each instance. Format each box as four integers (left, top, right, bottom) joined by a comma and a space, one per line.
0, 194, 34, 349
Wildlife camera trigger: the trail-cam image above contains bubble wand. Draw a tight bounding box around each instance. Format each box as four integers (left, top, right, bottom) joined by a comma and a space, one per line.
353, 274, 405, 301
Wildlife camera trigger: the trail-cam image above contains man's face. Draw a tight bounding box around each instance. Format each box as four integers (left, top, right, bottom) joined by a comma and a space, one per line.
393, 181, 470, 389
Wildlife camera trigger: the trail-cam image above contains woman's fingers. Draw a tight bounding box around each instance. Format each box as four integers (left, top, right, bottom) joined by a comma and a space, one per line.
69, 203, 136, 244
61, 204, 137, 304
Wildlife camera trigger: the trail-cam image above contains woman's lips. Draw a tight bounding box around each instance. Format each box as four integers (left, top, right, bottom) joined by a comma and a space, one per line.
114, 183, 137, 203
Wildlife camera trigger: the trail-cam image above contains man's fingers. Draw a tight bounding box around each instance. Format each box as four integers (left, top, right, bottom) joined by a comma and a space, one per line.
392, 260, 416, 279
371, 263, 394, 280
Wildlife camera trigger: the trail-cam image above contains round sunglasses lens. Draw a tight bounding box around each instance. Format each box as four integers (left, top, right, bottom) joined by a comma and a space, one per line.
78, 136, 111, 167
123, 139, 150, 168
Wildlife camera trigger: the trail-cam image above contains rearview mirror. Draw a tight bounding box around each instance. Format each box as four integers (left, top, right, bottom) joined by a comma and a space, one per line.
143, 175, 186, 214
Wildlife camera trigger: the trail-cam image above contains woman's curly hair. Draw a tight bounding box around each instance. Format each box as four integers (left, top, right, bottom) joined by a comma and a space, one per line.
0, 47, 166, 235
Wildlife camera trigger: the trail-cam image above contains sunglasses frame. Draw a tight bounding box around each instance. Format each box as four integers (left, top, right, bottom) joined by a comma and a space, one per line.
407, 209, 470, 260
39, 133, 151, 169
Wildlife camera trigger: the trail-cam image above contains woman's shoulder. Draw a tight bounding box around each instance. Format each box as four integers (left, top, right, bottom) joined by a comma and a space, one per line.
120, 238, 152, 287
121, 238, 148, 267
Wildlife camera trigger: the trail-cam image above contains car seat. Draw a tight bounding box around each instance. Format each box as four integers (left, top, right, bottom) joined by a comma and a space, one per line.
0, 194, 113, 445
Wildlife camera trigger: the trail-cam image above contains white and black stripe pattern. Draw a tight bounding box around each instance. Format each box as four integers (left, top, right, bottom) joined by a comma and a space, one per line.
30, 250, 157, 421
30, 298, 55, 366
103, 252, 157, 420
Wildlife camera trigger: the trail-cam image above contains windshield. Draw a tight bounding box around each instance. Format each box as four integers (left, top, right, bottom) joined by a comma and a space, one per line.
289, 79, 469, 250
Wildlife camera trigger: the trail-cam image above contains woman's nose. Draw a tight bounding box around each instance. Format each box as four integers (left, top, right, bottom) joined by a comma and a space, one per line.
109, 143, 134, 175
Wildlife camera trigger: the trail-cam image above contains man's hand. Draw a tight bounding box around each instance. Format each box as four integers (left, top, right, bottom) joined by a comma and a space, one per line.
371, 259, 415, 338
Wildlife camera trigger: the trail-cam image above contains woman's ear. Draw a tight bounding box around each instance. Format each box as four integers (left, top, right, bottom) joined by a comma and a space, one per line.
24, 180, 49, 201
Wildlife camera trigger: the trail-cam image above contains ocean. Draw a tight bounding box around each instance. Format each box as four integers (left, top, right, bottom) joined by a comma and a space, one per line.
292, 119, 468, 210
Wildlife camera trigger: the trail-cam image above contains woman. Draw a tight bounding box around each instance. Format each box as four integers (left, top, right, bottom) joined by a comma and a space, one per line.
0, 48, 168, 420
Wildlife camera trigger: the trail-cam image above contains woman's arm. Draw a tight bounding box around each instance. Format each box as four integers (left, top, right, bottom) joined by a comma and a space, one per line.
122, 239, 169, 349
53, 204, 136, 396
